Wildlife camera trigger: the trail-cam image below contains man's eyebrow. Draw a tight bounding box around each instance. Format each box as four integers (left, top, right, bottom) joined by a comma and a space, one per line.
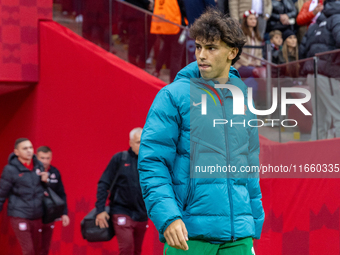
195, 42, 219, 47
205, 44, 219, 47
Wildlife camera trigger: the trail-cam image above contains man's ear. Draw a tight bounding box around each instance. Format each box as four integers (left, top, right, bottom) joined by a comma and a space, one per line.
228, 48, 239, 61
14, 149, 19, 156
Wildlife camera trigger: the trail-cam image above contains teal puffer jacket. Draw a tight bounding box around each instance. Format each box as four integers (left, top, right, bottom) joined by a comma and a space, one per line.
138, 61, 264, 243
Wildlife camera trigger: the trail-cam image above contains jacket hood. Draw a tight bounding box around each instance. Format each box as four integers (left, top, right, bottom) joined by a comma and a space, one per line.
8, 152, 42, 171
8, 152, 17, 164
174, 61, 241, 82
323, 1, 340, 18
8, 153, 27, 171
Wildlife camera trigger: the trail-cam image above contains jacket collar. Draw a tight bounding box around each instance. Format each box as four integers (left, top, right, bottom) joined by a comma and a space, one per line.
128, 147, 137, 158
8, 153, 42, 172
174, 61, 247, 95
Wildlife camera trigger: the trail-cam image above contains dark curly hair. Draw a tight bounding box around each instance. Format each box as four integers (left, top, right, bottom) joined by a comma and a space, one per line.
189, 7, 247, 65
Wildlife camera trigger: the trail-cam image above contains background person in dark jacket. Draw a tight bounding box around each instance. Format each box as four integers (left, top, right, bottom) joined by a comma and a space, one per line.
266, 0, 298, 34
299, 0, 340, 60
300, 0, 340, 139
183, 0, 215, 25
0, 138, 48, 255
37, 146, 69, 255
95, 128, 148, 255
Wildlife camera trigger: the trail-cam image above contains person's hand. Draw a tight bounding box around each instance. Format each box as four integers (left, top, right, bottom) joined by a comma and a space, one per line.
280, 14, 289, 25
62, 215, 70, 227
95, 211, 110, 228
164, 219, 189, 251
38, 172, 49, 182
313, 4, 324, 15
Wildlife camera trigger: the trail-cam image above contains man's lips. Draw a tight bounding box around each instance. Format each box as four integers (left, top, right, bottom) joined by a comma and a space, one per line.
199, 64, 211, 69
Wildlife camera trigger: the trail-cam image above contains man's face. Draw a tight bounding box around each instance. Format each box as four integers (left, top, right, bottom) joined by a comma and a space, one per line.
271, 34, 282, 47
195, 39, 238, 81
129, 132, 142, 155
37, 151, 52, 170
14, 140, 34, 162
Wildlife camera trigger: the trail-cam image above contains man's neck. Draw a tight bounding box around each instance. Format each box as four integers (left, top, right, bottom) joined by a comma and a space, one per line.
18, 157, 32, 165
214, 64, 231, 84
214, 77, 229, 84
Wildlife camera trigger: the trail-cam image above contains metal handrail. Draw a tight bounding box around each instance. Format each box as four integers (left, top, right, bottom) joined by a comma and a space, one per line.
115, 0, 340, 68
242, 51, 316, 68
315, 48, 340, 57
275, 57, 315, 68
243, 48, 340, 69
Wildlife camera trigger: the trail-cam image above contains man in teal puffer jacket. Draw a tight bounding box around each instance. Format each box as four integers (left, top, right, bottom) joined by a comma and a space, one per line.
138, 7, 265, 255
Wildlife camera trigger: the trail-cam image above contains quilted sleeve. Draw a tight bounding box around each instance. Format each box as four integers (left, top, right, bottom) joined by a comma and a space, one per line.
138, 88, 182, 235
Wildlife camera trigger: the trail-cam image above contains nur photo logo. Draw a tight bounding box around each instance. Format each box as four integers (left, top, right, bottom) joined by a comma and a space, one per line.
193, 83, 312, 128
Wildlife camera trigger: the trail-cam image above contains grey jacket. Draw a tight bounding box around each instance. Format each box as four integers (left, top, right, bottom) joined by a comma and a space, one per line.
0, 153, 45, 219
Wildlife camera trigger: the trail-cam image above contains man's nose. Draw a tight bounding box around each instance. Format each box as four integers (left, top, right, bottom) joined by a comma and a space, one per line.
198, 48, 207, 60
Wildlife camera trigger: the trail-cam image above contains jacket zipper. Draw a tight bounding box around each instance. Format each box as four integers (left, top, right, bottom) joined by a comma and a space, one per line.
219, 92, 235, 242
31, 170, 35, 219
198, 82, 235, 242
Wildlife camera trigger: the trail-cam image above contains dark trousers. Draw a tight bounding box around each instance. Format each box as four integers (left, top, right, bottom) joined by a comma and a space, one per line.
41, 222, 55, 255
113, 214, 148, 255
10, 217, 43, 255
155, 33, 186, 83
125, 10, 156, 69
127, 12, 146, 68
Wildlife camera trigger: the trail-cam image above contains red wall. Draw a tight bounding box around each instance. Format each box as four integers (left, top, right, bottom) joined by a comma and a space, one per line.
0, 20, 165, 255
0, 0, 52, 82
258, 137, 340, 254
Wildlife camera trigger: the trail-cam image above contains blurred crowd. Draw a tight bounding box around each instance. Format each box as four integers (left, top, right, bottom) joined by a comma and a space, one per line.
53, 0, 340, 77
53, 0, 340, 140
